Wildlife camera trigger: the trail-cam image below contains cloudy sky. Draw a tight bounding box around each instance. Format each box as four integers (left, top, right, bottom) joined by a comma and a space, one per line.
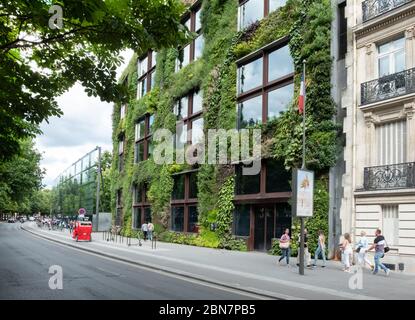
35, 50, 133, 188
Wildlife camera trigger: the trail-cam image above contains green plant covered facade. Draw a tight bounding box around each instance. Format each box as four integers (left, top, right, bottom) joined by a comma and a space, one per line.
111, 0, 338, 255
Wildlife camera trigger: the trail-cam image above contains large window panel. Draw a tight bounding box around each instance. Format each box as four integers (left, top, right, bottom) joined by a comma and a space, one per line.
275, 203, 291, 238
172, 175, 185, 200
187, 206, 198, 233
235, 164, 261, 195
194, 35, 204, 60
238, 57, 263, 94
144, 207, 152, 223
191, 117, 204, 145
267, 83, 293, 120
266, 159, 291, 193
234, 205, 250, 236
176, 122, 188, 146
135, 142, 144, 163
238, 95, 263, 129
268, 45, 294, 82
171, 206, 184, 232
133, 207, 142, 229
269, 0, 287, 12
138, 56, 148, 77
174, 96, 189, 120
192, 90, 203, 113
189, 172, 198, 199
135, 120, 145, 141
238, 0, 264, 30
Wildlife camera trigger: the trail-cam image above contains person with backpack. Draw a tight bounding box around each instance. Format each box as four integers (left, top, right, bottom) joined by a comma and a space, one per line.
277, 228, 291, 267
367, 229, 390, 276
147, 221, 154, 241
313, 230, 326, 268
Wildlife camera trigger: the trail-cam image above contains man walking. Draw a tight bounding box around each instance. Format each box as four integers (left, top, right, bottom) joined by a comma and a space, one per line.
367, 229, 390, 276
141, 222, 148, 241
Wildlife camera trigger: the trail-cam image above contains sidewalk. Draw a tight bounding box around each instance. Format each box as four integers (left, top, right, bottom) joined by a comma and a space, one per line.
22, 223, 415, 300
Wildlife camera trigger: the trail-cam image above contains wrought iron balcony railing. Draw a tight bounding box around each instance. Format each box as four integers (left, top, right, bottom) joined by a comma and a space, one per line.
362, 0, 412, 22
361, 67, 415, 105
363, 162, 415, 191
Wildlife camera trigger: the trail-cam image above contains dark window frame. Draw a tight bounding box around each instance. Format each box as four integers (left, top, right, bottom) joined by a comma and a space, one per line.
137, 50, 157, 99
176, 3, 203, 70
134, 114, 154, 163
132, 184, 151, 229
170, 170, 199, 233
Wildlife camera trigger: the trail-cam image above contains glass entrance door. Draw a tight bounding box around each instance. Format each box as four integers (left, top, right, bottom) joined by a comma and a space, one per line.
254, 205, 275, 251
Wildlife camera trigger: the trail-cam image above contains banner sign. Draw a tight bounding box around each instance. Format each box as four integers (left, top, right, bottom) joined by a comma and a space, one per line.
292, 168, 314, 218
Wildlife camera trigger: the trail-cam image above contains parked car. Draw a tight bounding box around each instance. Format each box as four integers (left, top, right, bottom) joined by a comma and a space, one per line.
29, 217, 35, 221
7, 218, 15, 223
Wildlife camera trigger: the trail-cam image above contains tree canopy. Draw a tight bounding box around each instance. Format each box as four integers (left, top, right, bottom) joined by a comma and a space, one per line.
0, 0, 189, 160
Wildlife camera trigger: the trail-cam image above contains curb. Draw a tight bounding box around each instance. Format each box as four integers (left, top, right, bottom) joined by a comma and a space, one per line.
21, 225, 292, 300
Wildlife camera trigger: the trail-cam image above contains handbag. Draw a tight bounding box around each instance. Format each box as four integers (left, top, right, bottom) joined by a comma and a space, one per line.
356, 247, 361, 253
384, 240, 390, 253
279, 241, 290, 249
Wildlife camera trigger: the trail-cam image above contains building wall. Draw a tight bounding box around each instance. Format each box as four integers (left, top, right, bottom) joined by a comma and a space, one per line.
340, 0, 415, 271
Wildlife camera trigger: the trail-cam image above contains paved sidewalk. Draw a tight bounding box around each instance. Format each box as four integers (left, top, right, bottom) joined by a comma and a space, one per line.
22, 223, 415, 300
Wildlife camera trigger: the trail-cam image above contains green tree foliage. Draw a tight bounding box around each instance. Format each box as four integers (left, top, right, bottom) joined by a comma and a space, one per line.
0, 139, 44, 214
0, 0, 189, 160
100, 150, 112, 212
30, 189, 52, 215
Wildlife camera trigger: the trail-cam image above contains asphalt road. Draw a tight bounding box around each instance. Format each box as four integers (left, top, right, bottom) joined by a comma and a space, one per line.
0, 222, 255, 300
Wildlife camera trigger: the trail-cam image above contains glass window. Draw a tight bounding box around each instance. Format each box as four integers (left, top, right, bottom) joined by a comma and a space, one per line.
174, 96, 189, 120
184, 18, 191, 31
266, 159, 291, 193
148, 114, 154, 134
138, 78, 147, 98
188, 206, 198, 232
191, 117, 204, 145
195, 8, 202, 32
267, 83, 294, 120
135, 142, 144, 163
194, 34, 204, 60
235, 164, 260, 195
176, 122, 188, 146
234, 205, 250, 236
172, 175, 185, 200
378, 37, 405, 77
133, 207, 142, 229
183, 44, 191, 68
150, 71, 156, 90
268, 45, 294, 81
134, 185, 143, 204
189, 172, 198, 199
237, 57, 263, 94
238, 95, 263, 129
192, 90, 203, 113
144, 207, 152, 223
118, 139, 124, 155
171, 206, 184, 232
275, 203, 291, 238
269, 0, 287, 13
238, 0, 264, 30
135, 120, 145, 141
139, 56, 148, 77
147, 137, 153, 158
151, 51, 157, 68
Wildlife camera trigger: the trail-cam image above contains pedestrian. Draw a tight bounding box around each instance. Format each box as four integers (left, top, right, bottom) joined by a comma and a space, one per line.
313, 230, 326, 268
367, 229, 390, 276
355, 231, 374, 270
340, 233, 353, 272
141, 222, 148, 241
297, 228, 311, 267
147, 221, 154, 241
278, 228, 291, 267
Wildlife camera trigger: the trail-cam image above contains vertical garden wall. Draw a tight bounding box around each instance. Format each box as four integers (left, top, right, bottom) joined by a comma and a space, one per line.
111, 0, 339, 254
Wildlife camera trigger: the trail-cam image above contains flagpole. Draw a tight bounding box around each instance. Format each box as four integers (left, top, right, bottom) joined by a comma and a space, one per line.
299, 60, 306, 276
301, 60, 306, 170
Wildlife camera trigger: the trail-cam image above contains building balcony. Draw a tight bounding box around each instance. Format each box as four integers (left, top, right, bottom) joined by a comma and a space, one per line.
362, 0, 412, 22
363, 162, 415, 191
361, 67, 415, 105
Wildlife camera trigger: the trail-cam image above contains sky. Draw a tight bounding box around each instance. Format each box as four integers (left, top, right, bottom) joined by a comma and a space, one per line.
35, 50, 134, 188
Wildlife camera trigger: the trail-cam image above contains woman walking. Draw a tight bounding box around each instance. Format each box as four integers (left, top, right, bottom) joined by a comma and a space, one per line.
313, 230, 326, 267
355, 231, 374, 270
278, 228, 291, 267
340, 233, 353, 272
